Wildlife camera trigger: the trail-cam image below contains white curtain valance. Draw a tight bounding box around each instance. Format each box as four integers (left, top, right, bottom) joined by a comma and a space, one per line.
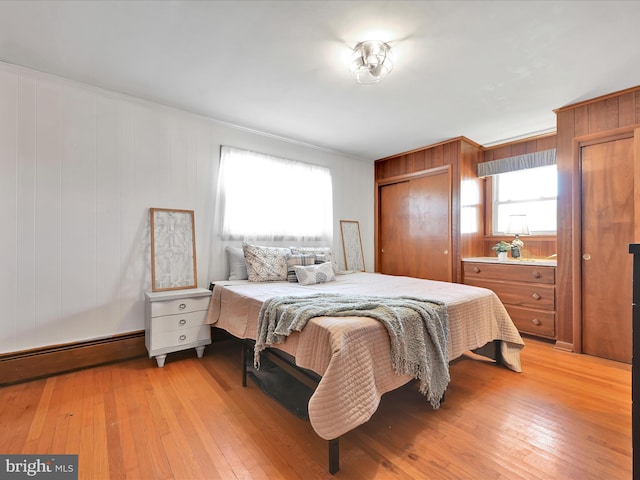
477, 148, 556, 177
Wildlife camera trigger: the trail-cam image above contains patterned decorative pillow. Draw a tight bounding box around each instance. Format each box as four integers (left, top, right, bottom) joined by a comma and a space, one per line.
242, 243, 290, 282
290, 246, 340, 274
226, 246, 248, 280
285, 254, 316, 282
294, 262, 336, 286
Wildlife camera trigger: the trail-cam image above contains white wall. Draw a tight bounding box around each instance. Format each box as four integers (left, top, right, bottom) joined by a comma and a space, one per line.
0, 62, 374, 354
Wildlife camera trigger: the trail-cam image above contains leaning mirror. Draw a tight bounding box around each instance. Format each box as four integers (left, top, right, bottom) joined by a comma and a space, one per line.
340, 220, 365, 271
150, 208, 197, 292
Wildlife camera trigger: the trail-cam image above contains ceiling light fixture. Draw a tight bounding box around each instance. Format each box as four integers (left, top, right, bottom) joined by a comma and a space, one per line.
349, 40, 393, 84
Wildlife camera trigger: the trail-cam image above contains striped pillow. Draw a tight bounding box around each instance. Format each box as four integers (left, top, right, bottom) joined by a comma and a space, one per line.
289, 247, 339, 275
286, 254, 316, 282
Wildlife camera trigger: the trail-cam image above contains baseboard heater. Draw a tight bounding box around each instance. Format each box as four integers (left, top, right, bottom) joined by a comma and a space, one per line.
0, 331, 146, 386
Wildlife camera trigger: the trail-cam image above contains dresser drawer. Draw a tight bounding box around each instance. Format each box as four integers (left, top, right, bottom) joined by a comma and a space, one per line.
150, 296, 210, 317
463, 262, 555, 284
151, 310, 207, 333
506, 305, 555, 338
465, 278, 555, 310
150, 324, 211, 349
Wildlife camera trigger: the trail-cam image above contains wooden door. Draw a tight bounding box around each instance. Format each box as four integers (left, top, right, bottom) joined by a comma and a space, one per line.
379, 169, 451, 281
581, 137, 634, 363
408, 171, 451, 281
379, 181, 410, 276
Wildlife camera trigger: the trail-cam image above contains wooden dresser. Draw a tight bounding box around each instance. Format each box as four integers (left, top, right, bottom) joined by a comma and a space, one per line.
462, 257, 557, 339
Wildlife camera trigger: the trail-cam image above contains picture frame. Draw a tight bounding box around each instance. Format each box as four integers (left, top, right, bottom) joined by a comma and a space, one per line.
340, 220, 365, 271
150, 208, 197, 292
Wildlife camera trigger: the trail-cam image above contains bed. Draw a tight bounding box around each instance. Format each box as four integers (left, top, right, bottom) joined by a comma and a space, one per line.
205, 271, 524, 473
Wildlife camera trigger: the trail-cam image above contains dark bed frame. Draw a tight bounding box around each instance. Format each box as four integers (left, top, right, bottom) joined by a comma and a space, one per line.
240, 339, 340, 473
240, 337, 504, 474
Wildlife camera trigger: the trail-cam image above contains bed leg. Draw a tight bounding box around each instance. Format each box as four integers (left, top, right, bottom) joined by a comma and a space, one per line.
495, 339, 503, 366
241, 341, 248, 387
328, 438, 339, 474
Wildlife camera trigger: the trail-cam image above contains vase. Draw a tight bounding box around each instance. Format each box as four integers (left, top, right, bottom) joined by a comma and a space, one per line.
497, 251, 508, 261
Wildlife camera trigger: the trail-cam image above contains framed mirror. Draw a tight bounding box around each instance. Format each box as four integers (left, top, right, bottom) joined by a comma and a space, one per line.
150, 208, 197, 292
340, 220, 365, 271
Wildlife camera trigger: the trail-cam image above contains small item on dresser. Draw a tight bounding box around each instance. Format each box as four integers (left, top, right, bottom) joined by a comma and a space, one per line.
492, 241, 512, 261
511, 237, 524, 259
506, 214, 530, 260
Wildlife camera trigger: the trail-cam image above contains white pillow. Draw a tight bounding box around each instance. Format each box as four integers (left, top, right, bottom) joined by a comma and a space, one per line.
225, 246, 248, 280
242, 243, 290, 282
294, 262, 336, 285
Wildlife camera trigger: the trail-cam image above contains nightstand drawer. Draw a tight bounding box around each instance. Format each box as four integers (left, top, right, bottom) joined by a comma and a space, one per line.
465, 278, 555, 310
151, 324, 211, 349
506, 305, 555, 337
463, 262, 555, 284
150, 296, 210, 317
151, 310, 207, 333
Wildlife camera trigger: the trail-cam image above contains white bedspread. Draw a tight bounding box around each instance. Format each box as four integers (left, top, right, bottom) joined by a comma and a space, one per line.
206, 272, 524, 440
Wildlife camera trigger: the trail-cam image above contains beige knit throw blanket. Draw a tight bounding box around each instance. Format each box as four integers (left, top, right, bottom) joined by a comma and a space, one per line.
254, 293, 449, 409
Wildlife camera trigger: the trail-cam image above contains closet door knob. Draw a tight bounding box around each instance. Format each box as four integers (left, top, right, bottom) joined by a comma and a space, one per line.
583, 253, 591, 261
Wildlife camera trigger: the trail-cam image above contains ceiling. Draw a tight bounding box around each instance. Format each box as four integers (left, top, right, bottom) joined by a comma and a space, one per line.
1, 1, 639, 161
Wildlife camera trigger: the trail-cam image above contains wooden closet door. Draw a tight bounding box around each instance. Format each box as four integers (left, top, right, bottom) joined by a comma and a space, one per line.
581, 137, 634, 363
379, 170, 451, 281
408, 171, 451, 281
379, 181, 411, 276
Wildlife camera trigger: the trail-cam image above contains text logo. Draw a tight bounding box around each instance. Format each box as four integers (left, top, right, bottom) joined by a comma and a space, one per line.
0, 455, 77, 479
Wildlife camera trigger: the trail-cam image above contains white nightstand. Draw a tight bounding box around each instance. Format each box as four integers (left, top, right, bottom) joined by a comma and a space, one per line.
144, 287, 212, 367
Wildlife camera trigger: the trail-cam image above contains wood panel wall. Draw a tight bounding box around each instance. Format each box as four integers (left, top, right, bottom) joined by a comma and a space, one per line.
555, 86, 640, 350
482, 133, 557, 162
374, 137, 484, 283
375, 137, 464, 179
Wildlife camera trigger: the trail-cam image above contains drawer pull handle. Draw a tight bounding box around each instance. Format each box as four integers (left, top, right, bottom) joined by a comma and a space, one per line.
179, 319, 187, 326
531, 271, 541, 278
531, 318, 542, 326
179, 334, 187, 341
532, 293, 541, 300
473, 267, 481, 273
178, 303, 187, 310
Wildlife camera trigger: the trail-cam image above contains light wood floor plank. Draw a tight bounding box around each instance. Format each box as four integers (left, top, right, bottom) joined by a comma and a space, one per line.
0, 336, 631, 479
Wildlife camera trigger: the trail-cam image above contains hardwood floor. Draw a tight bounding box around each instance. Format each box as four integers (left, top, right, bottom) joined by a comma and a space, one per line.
0, 336, 631, 479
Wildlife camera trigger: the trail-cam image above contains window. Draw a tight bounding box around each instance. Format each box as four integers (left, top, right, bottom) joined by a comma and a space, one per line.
216, 146, 333, 242
492, 165, 557, 234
